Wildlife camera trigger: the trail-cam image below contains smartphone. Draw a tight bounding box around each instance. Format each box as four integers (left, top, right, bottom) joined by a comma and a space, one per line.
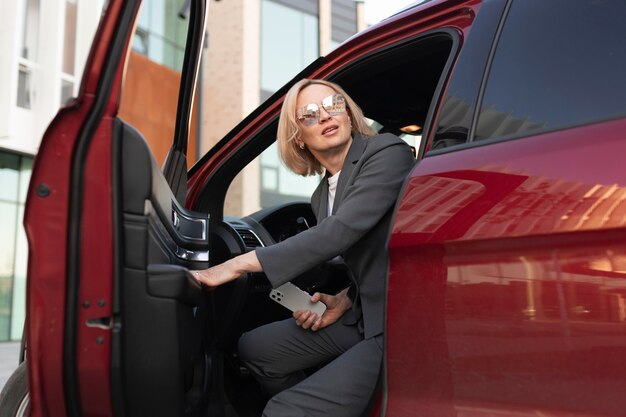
269, 282, 327, 316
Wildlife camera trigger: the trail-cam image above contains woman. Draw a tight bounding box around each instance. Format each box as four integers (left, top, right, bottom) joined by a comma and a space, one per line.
193, 79, 415, 417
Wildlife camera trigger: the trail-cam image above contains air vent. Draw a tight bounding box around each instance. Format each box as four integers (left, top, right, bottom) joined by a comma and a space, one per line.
235, 228, 263, 248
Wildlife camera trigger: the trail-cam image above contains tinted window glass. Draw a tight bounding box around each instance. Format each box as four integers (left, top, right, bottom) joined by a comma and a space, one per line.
431, 0, 507, 151
475, 0, 626, 141
119, 1, 195, 168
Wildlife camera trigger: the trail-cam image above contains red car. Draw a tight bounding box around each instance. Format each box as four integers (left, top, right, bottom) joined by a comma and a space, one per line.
3, 0, 626, 416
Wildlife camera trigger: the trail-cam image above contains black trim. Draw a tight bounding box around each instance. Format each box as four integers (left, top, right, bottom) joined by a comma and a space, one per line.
426, 113, 626, 157
416, 29, 460, 160
427, 0, 508, 153
173, 0, 207, 155
467, 0, 513, 141
187, 56, 327, 179
64, 2, 141, 416
110, 119, 126, 417
163, 0, 208, 204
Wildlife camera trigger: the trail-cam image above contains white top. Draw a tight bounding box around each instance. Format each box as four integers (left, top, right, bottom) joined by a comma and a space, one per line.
327, 170, 341, 216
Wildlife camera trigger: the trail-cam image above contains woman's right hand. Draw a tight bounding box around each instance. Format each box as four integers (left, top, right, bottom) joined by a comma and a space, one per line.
293, 287, 352, 331
192, 262, 239, 288
192, 250, 263, 288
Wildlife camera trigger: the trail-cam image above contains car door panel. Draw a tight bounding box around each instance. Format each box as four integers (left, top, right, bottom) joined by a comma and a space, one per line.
388, 119, 626, 416
23, 1, 210, 416
117, 117, 209, 417
24, 1, 137, 414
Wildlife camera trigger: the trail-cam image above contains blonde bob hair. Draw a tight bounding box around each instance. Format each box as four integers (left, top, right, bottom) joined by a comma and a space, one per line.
277, 79, 376, 176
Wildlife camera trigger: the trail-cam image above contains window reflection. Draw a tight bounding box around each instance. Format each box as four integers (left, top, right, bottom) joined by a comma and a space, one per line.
132, 0, 189, 70
446, 250, 626, 324
396, 169, 626, 239
120, 0, 195, 167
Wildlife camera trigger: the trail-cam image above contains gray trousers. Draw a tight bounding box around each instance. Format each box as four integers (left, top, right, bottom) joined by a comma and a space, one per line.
238, 317, 383, 417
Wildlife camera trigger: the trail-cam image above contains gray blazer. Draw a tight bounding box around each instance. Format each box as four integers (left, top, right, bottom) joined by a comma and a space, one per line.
255, 133, 415, 339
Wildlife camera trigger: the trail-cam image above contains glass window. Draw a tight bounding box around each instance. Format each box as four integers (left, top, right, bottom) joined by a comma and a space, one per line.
0, 154, 20, 202
423, 0, 507, 152
258, 1, 320, 208
17, 0, 41, 110
63, 0, 77, 75
260, 0, 319, 93
60, 79, 74, 105
149, 0, 167, 38
262, 166, 279, 191
0, 203, 17, 277
475, 0, 626, 141
260, 142, 320, 199
0, 201, 18, 341
132, 0, 188, 71
10, 204, 28, 341
17, 64, 34, 109
0, 153, 32, 341
120, 0, 196, 168
17, 154, 33, 204
18, 0, 40, 61
227, 142, 322, 216
59, 0, 78, 104
132, 27, 149, 54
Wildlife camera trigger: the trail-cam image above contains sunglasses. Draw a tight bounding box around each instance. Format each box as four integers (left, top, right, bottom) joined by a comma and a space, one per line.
296, 94, 347, 126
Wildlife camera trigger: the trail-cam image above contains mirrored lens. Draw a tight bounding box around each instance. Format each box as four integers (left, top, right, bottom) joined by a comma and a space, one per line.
297, 104, 320, 126
321, 94, 346, 115
296, 94, 346, 126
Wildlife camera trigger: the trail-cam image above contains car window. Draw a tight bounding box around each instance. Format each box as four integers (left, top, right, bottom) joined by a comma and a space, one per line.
225, 143, 323, 216
118, 1, 197, 169
429, 0, 508, 151
223, 121, 419, 216
475, 0, 626, 141
219, 31, 455, 218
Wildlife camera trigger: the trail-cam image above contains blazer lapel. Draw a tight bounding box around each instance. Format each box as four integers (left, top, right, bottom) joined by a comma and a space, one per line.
332, 134, 367, 215
311, 173, 330, 222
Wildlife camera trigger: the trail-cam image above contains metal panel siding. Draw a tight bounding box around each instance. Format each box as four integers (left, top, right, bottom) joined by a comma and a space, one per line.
332, 0, 357, 42
270, 0, 318, 15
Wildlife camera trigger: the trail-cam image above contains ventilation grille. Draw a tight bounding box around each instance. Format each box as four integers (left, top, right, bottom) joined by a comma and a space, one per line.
235, 228, 263, 248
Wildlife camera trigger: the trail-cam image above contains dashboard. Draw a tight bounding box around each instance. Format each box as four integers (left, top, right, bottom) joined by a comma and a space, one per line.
225, 201, 317, 250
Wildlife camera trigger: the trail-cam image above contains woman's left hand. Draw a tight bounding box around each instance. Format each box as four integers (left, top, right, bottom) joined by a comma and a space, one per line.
293, 288, 352, 331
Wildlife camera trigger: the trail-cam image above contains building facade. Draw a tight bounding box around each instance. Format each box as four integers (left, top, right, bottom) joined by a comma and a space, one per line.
0, 0, 103, 342
0, 0, 362, 341
202, 0, 363, 216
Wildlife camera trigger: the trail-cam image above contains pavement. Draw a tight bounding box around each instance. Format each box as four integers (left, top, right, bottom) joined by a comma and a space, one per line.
0, 342, 21, 392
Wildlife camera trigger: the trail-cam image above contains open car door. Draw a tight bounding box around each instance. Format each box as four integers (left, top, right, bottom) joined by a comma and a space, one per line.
23, 1, 210, 416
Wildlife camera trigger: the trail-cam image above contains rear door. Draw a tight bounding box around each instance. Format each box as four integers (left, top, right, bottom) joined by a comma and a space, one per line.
387, 0, 626, 416
24, 1, 210, 416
